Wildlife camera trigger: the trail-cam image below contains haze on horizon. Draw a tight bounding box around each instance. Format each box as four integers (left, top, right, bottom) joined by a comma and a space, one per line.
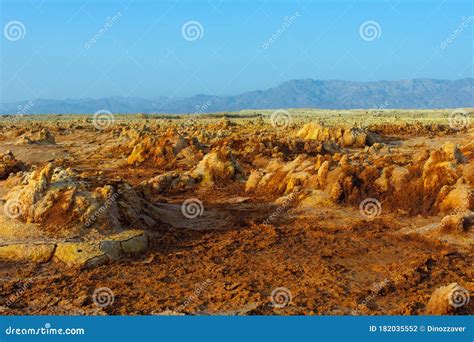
1, 0, 473, 104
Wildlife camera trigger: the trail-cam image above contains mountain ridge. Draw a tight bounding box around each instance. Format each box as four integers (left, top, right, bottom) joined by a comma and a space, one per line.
1, 78, 473, 114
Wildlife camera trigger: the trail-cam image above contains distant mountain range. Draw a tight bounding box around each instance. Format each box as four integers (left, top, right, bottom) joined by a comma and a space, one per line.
1, 78, 473, 114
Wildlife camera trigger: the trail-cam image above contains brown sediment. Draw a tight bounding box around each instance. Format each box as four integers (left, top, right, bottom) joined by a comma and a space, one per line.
0, 111, 472, 316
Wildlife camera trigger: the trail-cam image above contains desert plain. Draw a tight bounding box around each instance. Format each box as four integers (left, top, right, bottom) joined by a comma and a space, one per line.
0, 109, 472, 315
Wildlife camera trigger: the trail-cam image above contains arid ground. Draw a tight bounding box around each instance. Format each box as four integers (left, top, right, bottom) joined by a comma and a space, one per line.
0, 109, 472, 315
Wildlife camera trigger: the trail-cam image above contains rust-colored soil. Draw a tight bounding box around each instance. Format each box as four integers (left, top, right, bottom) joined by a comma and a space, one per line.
0, 112, 472, 315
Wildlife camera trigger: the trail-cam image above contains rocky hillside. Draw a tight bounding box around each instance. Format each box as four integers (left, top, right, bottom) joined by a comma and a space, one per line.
1, 78, 473, 114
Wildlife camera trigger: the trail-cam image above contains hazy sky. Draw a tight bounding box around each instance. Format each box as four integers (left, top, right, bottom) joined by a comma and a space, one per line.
1, 0, 472, 102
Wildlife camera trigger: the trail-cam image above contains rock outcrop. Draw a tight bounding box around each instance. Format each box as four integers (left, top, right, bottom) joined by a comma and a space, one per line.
191, 147, 244, 187
437, 211, 474, 234
0, 150, 24, 180
127, 130, 204, 169
426, 283, 470, 314
2, 164, 162, 235
15, 128, 56, 145
296, 123, 379, 147
0, 229, 150, 269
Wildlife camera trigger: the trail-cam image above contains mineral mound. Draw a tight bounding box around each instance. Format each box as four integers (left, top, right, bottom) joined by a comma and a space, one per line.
0, 110, 472, 316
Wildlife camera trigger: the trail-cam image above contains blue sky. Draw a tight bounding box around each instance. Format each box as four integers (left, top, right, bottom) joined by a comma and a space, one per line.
0, 0, 472, 102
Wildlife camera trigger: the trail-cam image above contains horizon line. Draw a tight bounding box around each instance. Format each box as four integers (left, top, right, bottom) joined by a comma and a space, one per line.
1, 77, 473, 105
